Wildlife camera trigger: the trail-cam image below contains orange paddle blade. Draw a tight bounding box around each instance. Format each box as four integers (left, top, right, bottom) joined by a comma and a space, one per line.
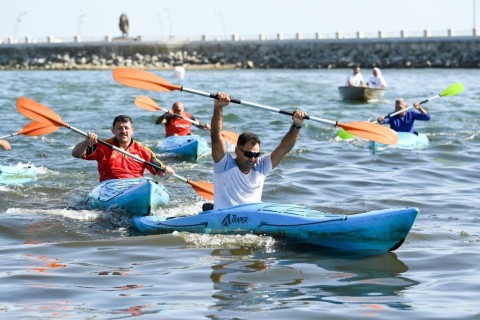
18, 122, 60, 136
220, 130, 239, 145
113, 68, 182, 92
16, 97, 67, 127
337, 121, 399, 145
134, 95, 163, 112
188, 180, 214, 201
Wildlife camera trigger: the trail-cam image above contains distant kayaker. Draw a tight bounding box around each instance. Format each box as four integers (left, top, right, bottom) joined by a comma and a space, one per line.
367, 67, 388, 88
0, 139, 11, 150
377, 99, 430, 134
345, 65, 366, 87
72, 114, 175, 182
207, 92, 306, 210
155, 101, 210, 137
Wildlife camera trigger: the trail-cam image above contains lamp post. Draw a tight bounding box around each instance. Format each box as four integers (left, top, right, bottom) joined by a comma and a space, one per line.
157, 13, 164, 40
13, 10, 27, 38
77, 11, 86, 36
163, 8, 173, 40
214, 12, 227, 39
474, 0, 477, 29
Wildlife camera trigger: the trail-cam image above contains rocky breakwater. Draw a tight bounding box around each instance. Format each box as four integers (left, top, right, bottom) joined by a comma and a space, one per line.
1, 36, 480, 70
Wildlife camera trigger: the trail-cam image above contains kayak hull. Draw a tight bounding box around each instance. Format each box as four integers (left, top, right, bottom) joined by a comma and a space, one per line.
338, 86, 386, 102
133, 202, 418, 253
0, 164, 38, 185
369, 132, 429, 151
156, 135, 209, 161
86, 178, 170, 216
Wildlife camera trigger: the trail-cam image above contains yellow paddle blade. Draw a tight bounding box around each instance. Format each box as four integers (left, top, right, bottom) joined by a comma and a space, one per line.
440, 82, 464, 97
113, 67, 182, 92
337, 121, 398, 145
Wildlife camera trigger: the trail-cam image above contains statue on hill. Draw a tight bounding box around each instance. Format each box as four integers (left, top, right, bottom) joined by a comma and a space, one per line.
119, 13, 129, 38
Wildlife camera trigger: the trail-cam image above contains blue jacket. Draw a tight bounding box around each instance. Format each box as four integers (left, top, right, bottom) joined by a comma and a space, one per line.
382, 111, 430, 133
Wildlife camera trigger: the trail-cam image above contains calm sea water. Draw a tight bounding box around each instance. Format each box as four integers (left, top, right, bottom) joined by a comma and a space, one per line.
0, 68, 479, 319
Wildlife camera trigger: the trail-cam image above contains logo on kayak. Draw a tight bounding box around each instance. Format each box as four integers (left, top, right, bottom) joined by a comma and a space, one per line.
222, 213, 248, 227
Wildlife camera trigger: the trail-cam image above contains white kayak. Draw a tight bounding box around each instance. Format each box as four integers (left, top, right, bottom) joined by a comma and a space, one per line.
86, 177, 170, 216
0, 164, 38, 185
156, 135, 210, 161
369, 132, 429, 151
133, 202, 419, 253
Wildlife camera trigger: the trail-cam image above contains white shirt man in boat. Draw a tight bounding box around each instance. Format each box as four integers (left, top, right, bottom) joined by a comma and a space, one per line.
208, 92, 306, 210
345, 65, 366, 87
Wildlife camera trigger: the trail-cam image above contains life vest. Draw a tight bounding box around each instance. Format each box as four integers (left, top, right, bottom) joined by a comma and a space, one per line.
165, 114, 193, 137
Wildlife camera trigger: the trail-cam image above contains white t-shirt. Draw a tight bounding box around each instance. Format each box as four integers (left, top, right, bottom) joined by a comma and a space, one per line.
367, 76, 388, 88
345, 73, 365, 86
212, 152, 272, 210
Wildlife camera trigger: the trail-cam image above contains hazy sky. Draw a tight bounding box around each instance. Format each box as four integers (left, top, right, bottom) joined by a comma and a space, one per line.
1, 0, 477, 41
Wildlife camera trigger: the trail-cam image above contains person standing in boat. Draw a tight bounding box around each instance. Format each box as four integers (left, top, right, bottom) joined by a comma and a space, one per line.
345, 65, 366, 87
72, 114, 175, 182
207, 92, 306, 210
155, 101, 210, 137
367, 67, 388, 88
377, 99, 430, 134
0, 140, 11, 150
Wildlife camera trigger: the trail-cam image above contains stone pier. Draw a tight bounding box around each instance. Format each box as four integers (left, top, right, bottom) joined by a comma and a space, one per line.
1, 35, 479, 70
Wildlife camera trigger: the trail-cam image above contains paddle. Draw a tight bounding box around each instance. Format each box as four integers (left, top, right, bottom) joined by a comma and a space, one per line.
337, 82, 465, 140
381, 82, 464, 121
0, 122, 60, 150
16, 97, 214, 201
1, 121, 60, 140
113, 67, 398, 145
134, 95, 239, 145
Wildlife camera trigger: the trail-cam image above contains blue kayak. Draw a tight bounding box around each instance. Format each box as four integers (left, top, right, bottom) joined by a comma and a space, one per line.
369, 132, 429, 151
133, 202, 418, 253
156, 135, 210, 161
86, 177, 170, 216
0, 164, 38, 185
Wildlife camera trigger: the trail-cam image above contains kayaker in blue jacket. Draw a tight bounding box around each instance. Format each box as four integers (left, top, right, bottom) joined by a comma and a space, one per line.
207, 92, 306, 211
377, 99, 430, 133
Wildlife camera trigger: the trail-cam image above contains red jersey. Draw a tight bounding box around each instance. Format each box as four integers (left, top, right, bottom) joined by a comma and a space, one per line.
83, 138, 165, 182
165, 113, 193, 137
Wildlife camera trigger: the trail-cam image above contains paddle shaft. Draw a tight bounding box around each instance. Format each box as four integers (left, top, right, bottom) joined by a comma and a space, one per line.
369, 93, 440, 125
155, 105, 203, 126
385, 94, 439, 119
0, 132, 20, 140
181, 87, 339, 126
68, 125, 191, 184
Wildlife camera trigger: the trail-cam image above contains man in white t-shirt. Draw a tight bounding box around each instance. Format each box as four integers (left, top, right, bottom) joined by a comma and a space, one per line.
345, 65, 365, 87
208, 92, 306, 210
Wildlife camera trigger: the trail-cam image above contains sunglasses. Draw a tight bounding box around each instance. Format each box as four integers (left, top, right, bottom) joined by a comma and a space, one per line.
237, 147, 261, 159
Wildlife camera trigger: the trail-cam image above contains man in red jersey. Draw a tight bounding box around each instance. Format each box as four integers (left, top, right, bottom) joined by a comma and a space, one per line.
155, 101, 210, 137
72, 114, 174, 182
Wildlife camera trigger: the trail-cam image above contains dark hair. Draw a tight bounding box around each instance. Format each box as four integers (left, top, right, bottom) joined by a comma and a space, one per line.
112, 115, 133, 128
237, 132, 261, 147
